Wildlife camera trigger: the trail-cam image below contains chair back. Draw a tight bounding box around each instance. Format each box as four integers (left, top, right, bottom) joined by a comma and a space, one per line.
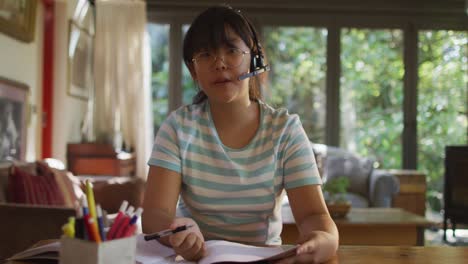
444, 145, 468, 220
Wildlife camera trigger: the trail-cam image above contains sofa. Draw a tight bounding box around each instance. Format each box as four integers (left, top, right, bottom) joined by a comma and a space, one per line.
312, 143, 400, 208
0, 160, 146, 260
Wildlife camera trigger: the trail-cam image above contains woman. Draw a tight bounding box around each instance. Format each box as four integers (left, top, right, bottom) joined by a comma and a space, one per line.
142, 5, 338, 263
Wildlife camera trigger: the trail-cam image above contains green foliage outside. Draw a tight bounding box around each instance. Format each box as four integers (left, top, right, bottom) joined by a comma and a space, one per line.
147, 24, 169, 132
340, 29, 404, 169
417, 31, 467, 195
264, 27, 327, 143
182, 25, 198, 105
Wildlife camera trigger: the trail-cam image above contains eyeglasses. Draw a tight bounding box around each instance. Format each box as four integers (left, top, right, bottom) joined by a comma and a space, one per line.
191, 48, 250, 68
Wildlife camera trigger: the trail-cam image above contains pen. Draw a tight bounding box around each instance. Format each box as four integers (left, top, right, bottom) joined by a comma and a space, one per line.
78, 196, 88, 240
106, 200, 128, 240
114, 206, 137, 239
110, 206, 134, 240
82, 195, 89, 216
75, 206, 85, 239
82, 196, 93, 241
96, 204, 106, 241
121, 207, 143, 238
144, 225, 194, 241
120, 207, 143, 237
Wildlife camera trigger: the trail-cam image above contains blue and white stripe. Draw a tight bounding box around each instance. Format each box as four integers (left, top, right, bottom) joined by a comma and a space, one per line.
148, 100, 321, 245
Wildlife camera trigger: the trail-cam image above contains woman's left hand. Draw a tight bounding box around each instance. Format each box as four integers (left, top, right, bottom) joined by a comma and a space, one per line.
275, 231, 338, 264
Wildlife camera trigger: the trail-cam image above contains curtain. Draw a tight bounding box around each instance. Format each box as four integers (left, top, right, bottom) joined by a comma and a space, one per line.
94, 0, 152, 179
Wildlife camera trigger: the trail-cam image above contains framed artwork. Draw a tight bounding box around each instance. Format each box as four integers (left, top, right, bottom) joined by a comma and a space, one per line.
0, 0, 37, 42
68, 20, 94, 100
0, 77, 29, 161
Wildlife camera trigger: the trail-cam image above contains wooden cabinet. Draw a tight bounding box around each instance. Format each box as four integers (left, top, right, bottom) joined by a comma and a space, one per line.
67, 143, 135, 176
387, 169, 427, 216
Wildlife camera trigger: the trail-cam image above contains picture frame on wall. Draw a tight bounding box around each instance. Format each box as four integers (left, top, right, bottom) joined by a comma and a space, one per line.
0, 0, 37, 42
68, 20, 94, 100
0, 77, 29, 161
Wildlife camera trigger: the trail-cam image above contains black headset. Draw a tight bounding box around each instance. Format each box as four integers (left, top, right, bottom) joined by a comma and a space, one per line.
236, 9, 270, 80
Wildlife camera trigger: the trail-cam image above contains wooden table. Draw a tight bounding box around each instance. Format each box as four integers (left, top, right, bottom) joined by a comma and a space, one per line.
282, 207, 434, 246
330, 246, 468, 264
7, 246, 468, 264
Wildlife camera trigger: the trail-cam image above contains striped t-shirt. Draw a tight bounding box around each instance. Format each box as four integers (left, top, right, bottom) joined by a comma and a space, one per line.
148, 100, 321, 245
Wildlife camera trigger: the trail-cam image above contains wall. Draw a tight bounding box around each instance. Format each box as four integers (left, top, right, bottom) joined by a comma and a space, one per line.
0, 3, 44, 161
0, 0, 87, 163
53, 0, 88, 163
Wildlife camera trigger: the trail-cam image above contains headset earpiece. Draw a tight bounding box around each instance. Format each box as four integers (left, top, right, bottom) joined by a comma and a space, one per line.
250, 54, 258, 72
251, 51, 267, 71
249, 39, 267, 72
236, 9, 270, 81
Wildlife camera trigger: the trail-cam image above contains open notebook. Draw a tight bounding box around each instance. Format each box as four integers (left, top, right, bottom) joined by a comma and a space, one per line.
136, 235, 297, 264
8, 235, 297, 264
7, 240, 60, 261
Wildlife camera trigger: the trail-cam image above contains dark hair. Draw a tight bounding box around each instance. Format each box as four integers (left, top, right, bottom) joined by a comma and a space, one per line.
183, 5, 267, 104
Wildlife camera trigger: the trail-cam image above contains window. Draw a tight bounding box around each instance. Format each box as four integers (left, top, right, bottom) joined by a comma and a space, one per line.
417, 30, 468, 192
264, 27, 327, 143
182, 24, 197, 105
147, 23, 169, 133
340, 29, 404, 169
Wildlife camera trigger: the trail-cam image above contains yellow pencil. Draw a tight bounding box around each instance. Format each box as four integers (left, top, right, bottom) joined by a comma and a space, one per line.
86, 180, 97, 223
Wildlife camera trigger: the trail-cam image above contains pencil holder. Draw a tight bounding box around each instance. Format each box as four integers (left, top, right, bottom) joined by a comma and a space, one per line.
59, 236, 136, 264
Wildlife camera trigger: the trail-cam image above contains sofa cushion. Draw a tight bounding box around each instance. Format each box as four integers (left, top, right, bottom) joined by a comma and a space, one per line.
51, 169, 78, 207
0, 162, 37, 203
46, 167, 85, 208
42, 158, 85, 207
324, 146, 375, 199
7, 164, 66, 206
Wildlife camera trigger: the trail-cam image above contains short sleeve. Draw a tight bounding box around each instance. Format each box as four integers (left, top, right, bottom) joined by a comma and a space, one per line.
282, 116, 322, 189
147, 113, 181, 173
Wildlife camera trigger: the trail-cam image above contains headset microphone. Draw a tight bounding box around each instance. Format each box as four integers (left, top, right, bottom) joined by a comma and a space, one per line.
238, 65, 270, 81
235, 10, 271, 81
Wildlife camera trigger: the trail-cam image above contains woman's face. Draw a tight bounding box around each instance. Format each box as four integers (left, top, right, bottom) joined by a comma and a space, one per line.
189, 26, 251, 105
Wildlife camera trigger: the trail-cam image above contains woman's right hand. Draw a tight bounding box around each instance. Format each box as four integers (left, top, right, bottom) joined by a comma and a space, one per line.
168, 217, 206, 261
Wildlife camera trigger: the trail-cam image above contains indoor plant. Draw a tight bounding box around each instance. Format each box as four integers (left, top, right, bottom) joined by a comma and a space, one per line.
322, 177, 351, 218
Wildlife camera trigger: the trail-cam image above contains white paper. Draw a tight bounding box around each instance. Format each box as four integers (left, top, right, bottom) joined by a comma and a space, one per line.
135, 234, 183, 264
200, 240, 295, 264
135, 234, 296, 264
